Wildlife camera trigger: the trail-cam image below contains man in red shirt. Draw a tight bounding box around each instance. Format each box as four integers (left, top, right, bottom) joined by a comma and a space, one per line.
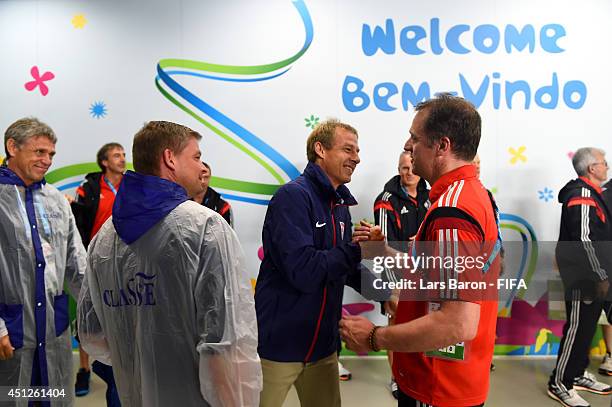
69, 142, 125, 404
341, 94, 500, 407
72, 143, 126, 246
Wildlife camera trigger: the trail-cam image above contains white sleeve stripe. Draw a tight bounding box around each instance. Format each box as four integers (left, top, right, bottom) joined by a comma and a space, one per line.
380, 206, 398, 283
451, 180, 465, 208
438, 229, 445, 298
452, 228, 459, 299
580, 188, 606, 279
436, 228, 460, 299
444, 181, 458, 207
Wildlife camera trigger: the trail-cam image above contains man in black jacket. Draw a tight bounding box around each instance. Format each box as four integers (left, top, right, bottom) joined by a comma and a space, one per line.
548, 147, 612, 407
193, 162, 233, 227
374, 151, 429, 247
373, 151, 429, 398
71, 142, 126, 248
69, 142, 125, 405
598, 179, 612, 377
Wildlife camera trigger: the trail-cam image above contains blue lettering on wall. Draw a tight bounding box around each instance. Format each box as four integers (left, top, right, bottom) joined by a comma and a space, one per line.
399, 25, 426, 55
373, 82, 398, 111
342, 73, 587, 111
401, 82, 431, 111
446, 24, 471, 54
342, 76, 370, 112
361, 19, 566, 56
362, 19, 395, 56
473, 24, 500, 54
504, 25, 535, 53
540, 24, 566, 53
351, 19, 583, 111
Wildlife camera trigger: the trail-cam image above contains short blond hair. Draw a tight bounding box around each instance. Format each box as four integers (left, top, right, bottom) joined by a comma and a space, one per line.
132, 121, 201, 176
306, 119, 357, 162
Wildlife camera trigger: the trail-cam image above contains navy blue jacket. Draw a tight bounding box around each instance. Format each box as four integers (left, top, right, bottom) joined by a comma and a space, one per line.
255, 162, 366, 363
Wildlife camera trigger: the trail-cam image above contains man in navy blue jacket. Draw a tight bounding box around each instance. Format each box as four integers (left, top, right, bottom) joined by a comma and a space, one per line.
255, 119, 392, 407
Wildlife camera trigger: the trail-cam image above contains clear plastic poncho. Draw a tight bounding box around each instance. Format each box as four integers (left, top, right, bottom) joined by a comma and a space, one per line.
78, 200, 262, 407
0, 168, 85, 407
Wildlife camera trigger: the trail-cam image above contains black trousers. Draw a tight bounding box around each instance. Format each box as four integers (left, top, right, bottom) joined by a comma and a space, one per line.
398, 390, 484, 407
549, 288, 611, 390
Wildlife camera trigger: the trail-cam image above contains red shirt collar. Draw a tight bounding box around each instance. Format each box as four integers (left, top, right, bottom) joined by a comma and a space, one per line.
579, 176, 603, 195
429, 164, 478, 203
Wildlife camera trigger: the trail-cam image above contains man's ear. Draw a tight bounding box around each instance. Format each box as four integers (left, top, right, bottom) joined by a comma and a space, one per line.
437, 136, 451, 155
6, 138, 19, 157
587, 164, 595, 176
314, 141, 326, 161
161, 148, 176, 171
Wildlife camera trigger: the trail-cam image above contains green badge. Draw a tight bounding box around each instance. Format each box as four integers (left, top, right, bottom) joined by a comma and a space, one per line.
425, 302, 466, 361
425, 342, 465, 360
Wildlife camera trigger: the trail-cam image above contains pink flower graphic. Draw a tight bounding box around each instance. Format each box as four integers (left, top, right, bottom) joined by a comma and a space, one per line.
24, 66, 55, 96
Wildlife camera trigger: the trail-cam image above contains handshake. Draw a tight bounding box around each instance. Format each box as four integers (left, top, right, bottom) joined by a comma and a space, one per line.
342, 220, 398, 353
352, 220, 387, 259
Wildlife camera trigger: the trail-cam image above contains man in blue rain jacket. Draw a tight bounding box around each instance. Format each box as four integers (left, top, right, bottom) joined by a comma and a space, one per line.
256, 119, 392, 407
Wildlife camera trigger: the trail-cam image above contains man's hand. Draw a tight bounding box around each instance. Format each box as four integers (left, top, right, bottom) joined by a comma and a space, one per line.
339, 315, 375, 354
0, 334, 15, 360
352, 220, 385, 243
384, 296, 398, 319
353, 221, 387, 258
352, 222, 371, 243
596, 279, 610, 300
64, 194, 75, 204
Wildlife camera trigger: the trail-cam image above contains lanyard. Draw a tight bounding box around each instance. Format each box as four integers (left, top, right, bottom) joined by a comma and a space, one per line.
104, 176, 118, 195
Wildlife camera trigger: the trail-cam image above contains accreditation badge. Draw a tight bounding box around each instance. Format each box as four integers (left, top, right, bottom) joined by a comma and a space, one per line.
424, 302, 467, 361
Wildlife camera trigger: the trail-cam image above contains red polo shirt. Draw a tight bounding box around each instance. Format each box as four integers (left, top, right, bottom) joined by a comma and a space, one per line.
393, 165, 499, 407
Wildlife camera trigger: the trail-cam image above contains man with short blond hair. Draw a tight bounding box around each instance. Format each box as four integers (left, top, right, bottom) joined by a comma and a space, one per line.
78, 121, 261, 406
0, 117, 85, 403
256, 118, 392, 407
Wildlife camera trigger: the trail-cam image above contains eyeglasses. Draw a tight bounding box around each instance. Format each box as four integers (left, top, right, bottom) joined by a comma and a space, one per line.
592, 161, 608, 168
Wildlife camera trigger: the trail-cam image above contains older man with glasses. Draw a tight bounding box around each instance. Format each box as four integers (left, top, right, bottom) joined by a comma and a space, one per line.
548, 147, 612, 407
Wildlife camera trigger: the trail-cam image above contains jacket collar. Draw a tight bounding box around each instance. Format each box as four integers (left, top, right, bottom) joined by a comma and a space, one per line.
429, 164, 477, 203
384, 175, 429, 200
0, 166, 45, 189
112, 171, 189, 244
579, 176, 603, 195
303, 162, 357, 205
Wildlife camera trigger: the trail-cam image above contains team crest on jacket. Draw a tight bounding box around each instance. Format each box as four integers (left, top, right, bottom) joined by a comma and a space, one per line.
339, 221, 345, 239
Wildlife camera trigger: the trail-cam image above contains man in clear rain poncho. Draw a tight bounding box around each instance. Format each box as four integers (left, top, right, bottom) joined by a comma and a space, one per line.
77, 121, 262, 407
0, 117, 85, 406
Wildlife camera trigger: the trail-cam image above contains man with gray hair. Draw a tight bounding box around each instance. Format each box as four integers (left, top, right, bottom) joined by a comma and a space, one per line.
0, 117, 85, 403
548, 147, 612, 407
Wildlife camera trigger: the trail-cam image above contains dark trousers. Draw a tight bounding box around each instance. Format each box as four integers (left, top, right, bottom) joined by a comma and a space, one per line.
549, 288, 609, 390
398, 390, 484, 407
